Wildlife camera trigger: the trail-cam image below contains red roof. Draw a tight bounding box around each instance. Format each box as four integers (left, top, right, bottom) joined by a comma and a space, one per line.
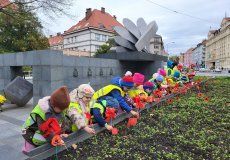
0, 0, 11, 8
49, 35, 63, 46
223, 17, 230, 21
66, 9, 123, 34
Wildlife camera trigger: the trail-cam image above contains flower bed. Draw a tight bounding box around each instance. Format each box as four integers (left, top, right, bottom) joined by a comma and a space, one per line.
47, 77, 229, 160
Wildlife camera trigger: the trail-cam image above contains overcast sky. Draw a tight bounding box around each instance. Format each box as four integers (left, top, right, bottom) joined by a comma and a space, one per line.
39, 0, 230, 55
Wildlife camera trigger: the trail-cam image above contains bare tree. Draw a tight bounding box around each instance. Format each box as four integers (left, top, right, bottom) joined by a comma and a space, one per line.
0, 0, 73, 19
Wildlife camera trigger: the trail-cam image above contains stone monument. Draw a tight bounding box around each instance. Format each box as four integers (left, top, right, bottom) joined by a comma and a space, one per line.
113, 17, 159, 53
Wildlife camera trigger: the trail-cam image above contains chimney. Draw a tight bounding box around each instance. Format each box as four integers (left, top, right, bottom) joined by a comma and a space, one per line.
49, 35, 52, 38
113, 15, 117, 20
85, 8, 92, 20
101, 7, 105, 13
57, 32, 61, 36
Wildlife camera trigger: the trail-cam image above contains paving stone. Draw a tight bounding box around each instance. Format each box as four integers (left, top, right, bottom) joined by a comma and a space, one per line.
41, 66, 51, 81
0, 56, 4, 67
0, 144, 28, 160
51, 81, 64, 91
51, 66, 64, 81
16, 53, 24, 66
0, 114, 24, 126
63, 55, 75, 66
23, 51, 34, 66
75, 57, 90, 66
3, 53, 16, 66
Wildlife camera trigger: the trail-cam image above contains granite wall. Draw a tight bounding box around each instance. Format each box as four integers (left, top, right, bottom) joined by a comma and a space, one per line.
0, 50, 122, 105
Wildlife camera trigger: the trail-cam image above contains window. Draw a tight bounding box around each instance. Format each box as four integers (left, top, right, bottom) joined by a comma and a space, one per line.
154, 46, 159, 49
102, 35, 106, 42
99, 23, 105, 29
95, 45, 100, 51
95, 34, 100, 41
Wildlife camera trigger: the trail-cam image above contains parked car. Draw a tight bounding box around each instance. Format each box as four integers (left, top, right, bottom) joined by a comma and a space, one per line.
199, 68, 209, 72
214, 68, 222, 73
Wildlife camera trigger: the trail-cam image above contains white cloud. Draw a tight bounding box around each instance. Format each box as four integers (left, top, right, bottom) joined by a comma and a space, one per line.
38, 0, 230, 54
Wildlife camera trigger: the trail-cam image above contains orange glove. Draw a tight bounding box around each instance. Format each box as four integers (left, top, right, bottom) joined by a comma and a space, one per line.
51, 135, 64, 146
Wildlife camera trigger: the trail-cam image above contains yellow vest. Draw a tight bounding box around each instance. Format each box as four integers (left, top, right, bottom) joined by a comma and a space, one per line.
68, 102, 89, 132
128, 89, 148, 98
92, 85, 125, 100
23, 105, 65, 146
90, 100, 107, 120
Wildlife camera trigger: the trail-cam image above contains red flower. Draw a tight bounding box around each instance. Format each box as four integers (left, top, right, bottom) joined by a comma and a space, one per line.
137, 102, 145, 109
153, 89, 163, 98
167, 99, 173, 104
185, 83, 192, 88
197, 93, 203, 98
204, 97, 209, 102
133, 96, 145, 109
127, 118, 138, 127
172, 88, 179, 93
179, 87, 187, 94
105, 108, 116, 122
111, 127, 119, 135
147, 96, 153, 103
154, 98, 161, 103
174, 83, 179, 88
196, 79, 202, 84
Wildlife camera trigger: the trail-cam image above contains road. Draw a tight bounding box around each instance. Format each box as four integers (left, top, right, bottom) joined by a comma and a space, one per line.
196, 71, 230, 77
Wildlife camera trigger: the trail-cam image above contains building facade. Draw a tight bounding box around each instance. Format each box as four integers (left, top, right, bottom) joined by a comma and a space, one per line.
179, 53, 185, 64
192, 40, 206, 69
49, 33, 64, 50
63, 27, 114, 56
149, 35, 164, 55
183, 48, 194, 67
52, 8, 123, 57
206, 17, 230, 70
48, 7, 166, 57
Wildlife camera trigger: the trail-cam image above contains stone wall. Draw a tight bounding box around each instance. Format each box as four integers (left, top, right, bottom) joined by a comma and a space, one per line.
0, 50, 166, 106
0, 50, 122, 105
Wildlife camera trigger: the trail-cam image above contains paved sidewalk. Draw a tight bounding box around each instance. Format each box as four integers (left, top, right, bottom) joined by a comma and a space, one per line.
0, 100, 33, 160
